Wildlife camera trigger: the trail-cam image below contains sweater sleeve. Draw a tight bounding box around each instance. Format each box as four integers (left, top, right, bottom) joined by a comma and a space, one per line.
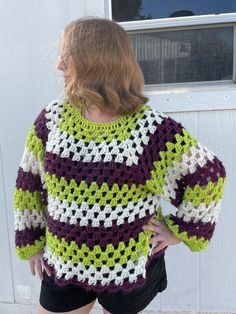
14, 108, 49, 260
146, 113, 226, 252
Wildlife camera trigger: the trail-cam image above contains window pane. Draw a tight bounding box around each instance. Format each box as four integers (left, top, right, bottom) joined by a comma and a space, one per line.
112, 0, 236, 22
128, 27, 233, 84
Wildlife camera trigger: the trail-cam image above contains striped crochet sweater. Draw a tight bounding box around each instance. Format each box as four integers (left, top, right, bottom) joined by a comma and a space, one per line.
14, 99, 226, 293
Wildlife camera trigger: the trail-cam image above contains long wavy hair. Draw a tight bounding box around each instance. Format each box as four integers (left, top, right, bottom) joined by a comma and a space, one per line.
58, 16, 149, 115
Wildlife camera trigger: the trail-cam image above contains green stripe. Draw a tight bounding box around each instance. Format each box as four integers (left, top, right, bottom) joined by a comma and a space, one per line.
147, 128, 198, 195
45, 173, 148, 206
26, 124, 45, 162
183, 177, 226, 207
14, 188, 45, 211
58, 102, 149, 144
46, 227, 149, 267
164, 215, 209, 252
16, 235, 46, 260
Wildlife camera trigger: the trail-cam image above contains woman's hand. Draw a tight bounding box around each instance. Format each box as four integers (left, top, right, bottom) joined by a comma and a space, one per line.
29, 249, 52, 280
142, 217, 182, 254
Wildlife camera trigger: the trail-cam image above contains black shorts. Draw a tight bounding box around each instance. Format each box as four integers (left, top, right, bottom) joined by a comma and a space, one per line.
39, 253, 167, 314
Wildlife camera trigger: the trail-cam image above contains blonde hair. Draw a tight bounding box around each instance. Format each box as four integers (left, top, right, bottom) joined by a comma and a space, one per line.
58, 16, 149, 115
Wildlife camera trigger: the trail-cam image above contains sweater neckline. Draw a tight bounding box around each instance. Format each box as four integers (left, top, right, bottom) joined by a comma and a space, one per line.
64, 101, 133, 130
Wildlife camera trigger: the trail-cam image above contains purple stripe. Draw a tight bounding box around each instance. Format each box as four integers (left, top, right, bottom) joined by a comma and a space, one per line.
15, 227, 45, 246
171, 156, 226, 207
139, 116, 184, 179
43, 252, 166, 292
45, 152, 145, 187
171, 178, 186, 207
41, 187, 48, 205
15, 168, 41, 192
169, 214, 215, 241
44, 116, 184, 188
47, 210, 154, 249
34, 108, 49, 146
184, 156, 226, 188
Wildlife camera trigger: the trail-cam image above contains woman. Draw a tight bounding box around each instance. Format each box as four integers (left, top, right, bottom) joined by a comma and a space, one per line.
14, 17, 226, 314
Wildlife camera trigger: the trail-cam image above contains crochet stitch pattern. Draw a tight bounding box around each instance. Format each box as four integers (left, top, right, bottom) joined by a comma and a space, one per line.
14, 99, 226, 293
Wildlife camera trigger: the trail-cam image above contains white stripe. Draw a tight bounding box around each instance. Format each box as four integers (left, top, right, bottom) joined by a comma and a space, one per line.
177, 200, 222, 224
14, 209, 46, 231
43, 243, 151, 286
45, 101, 164, 166
47, 194, 160, 227
45, 99, 64, 131
161, 143, 215, 202
20, 148, 45, 184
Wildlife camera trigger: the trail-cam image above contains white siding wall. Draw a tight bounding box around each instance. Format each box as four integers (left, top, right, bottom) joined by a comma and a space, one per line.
0, 1, 235, 313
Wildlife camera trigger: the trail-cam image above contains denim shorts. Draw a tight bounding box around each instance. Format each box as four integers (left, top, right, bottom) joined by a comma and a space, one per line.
39, 253, 167, 314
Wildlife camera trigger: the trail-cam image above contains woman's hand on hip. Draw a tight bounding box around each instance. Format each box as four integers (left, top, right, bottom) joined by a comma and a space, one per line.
29, 249, 52, 280
142, 217, 182, 254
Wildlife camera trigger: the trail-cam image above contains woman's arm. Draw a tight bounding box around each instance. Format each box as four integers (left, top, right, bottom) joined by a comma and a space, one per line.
146, 114, 226, 252
14, 107, 49, 260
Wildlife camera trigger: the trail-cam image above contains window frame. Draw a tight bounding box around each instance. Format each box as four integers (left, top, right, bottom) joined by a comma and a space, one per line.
104, 0, 236, 112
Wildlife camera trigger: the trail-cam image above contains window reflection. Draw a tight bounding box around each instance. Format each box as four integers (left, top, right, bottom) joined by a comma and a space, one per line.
112, 0, 236, 22
128, 27, 233, 84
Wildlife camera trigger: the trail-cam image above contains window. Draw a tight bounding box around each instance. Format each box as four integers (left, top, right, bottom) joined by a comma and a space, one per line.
109, 0, 236, 85
105, 0, 236, 111
112, 0, 236, 22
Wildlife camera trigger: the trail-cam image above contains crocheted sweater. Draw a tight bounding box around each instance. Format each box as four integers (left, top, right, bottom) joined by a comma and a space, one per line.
14, 99, 226, 293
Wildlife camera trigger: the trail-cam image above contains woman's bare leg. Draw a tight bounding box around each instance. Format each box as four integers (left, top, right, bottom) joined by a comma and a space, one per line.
102, 309, 142, 314
38, 299, 96, 314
